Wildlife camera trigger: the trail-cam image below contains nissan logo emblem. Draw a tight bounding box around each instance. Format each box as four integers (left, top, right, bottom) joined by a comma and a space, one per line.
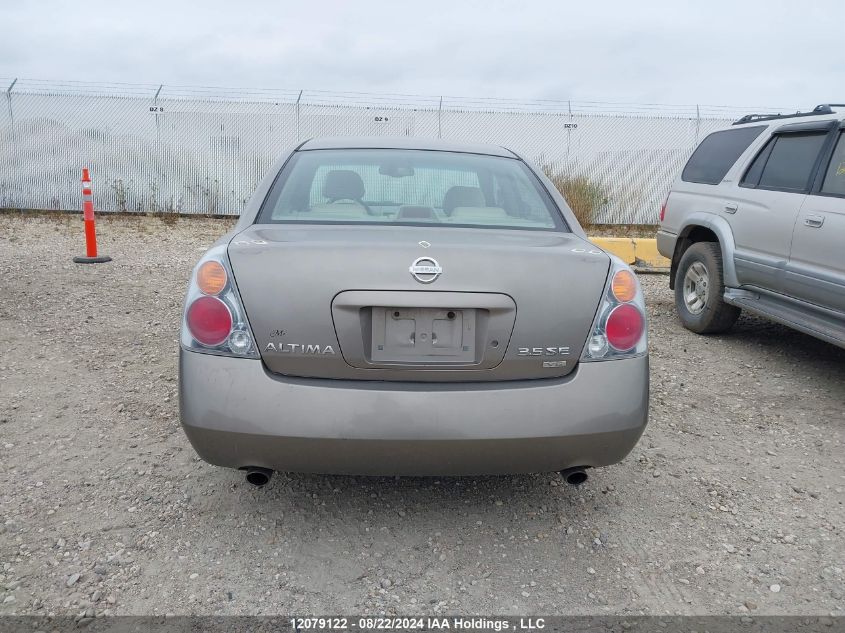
409, 257, 442, 284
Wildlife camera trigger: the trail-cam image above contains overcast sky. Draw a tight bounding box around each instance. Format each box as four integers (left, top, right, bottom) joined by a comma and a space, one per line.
1, 0, 840, 109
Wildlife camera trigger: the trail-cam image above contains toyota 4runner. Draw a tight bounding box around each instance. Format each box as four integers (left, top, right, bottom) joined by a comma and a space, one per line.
657, 103, 845, 348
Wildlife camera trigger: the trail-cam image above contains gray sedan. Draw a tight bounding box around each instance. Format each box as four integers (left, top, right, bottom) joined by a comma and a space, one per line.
178, 138, 649, 485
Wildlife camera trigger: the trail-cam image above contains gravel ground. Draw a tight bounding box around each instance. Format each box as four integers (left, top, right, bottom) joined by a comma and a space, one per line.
0, 214, 843, 618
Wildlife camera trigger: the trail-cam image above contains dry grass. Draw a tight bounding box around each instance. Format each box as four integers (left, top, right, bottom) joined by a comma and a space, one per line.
587, 223, 659, 238
541, 167, 607, 227
153, 210, 180, 227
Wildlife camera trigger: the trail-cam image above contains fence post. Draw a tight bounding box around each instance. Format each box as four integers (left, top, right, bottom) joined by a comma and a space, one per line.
566, 99, 572, 166
153, 84, 163, 144
296, 90, 303, 141
6, 78, 16, 134
695, 104, 701, 144
438, 96, 443, 138
153, 84, 164, 213
5, 79, 17, 209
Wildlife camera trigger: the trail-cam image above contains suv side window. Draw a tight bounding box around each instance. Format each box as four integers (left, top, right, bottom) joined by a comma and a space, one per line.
820, 131, 845, 197
681, 126, 765, 185
740, 132, 828, 192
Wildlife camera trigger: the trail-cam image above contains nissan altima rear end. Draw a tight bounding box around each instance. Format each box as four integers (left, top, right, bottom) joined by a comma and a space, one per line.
179, 138, 649, 483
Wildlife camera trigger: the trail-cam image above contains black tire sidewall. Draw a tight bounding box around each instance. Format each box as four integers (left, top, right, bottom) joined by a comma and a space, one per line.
674, 243, 725, 333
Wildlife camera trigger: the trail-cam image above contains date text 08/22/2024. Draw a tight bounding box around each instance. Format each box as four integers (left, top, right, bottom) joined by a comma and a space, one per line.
289, 617, 548, 631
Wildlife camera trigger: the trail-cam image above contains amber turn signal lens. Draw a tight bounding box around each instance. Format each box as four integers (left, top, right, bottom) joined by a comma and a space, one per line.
197, 260, 227, 295
611, 269, 637, 303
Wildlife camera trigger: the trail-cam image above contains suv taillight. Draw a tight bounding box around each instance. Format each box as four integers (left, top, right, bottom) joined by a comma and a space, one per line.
180, 245, 258, 358
659, 193, 669, 222
581, 260, 648, 361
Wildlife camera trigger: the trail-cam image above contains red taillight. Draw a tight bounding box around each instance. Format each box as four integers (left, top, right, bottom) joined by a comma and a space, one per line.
659, 194, 669, 222
186, 296, 232, 346
605, 303, 644, 352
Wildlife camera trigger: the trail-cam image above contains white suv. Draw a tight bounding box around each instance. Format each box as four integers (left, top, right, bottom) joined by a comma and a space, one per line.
657, 104, 845, 348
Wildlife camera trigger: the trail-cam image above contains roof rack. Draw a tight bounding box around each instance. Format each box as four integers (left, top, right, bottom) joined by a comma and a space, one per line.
733, 103, 844, 125
814, 103, 845, 113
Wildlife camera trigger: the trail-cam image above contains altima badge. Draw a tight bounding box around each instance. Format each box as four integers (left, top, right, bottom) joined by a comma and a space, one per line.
264, 342, 335, 355
409, 257, 442, 284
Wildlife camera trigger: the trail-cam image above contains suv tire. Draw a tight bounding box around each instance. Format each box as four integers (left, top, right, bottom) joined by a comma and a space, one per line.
674, 242, 740, 334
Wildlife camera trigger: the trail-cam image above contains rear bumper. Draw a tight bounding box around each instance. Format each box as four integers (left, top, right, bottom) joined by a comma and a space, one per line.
179, 349, 649, 475
656, 229, 678, 260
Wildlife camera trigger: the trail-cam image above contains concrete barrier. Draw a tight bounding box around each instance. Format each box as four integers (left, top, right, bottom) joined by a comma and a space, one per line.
589, 237, 670, 273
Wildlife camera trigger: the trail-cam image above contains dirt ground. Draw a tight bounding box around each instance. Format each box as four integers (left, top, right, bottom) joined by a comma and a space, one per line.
0, 214, 843, 618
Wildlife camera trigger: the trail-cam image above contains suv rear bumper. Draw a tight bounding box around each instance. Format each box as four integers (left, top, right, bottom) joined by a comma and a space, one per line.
179, 349, 649, 476
656, 229, 678, 260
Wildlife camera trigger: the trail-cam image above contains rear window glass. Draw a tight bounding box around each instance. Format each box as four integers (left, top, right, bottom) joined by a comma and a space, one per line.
821, 132, 845, 196
257, 149, 566, 231
681, 126, 766, 185
742, 133, 827, 192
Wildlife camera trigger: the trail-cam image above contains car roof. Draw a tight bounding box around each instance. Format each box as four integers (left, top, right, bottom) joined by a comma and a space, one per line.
298, 136, 518, 158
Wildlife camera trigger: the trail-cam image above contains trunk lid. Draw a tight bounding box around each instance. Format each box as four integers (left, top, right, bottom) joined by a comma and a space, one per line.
228, 225, 609, 381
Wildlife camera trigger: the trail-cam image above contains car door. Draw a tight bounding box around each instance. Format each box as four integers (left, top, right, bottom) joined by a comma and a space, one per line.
785, 126, 845, 313
731, 122, 832, 292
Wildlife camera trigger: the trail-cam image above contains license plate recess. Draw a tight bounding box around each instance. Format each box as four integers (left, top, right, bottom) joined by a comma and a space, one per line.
371, 307, 475, 363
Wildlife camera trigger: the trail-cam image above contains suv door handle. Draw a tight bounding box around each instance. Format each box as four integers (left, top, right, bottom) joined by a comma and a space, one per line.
724, 202, 738, 214
804, 214, 825, 228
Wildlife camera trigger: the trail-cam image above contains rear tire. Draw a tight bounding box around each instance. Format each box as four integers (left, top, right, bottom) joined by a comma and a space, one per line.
674, 242, 740, 334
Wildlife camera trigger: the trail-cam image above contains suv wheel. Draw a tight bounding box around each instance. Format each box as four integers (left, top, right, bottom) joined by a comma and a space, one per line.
674, 242, 740, 334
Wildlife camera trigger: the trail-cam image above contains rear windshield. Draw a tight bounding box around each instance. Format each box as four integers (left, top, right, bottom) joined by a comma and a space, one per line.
682, 126, 766, 185
257, 149, 566, 231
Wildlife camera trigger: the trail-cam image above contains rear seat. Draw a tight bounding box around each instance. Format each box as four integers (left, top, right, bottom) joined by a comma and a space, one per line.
308, 202, 370, 217
449, 206, 510, 222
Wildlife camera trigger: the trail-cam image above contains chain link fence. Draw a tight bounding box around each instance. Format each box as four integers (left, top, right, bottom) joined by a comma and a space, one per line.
0, 78, 796, 223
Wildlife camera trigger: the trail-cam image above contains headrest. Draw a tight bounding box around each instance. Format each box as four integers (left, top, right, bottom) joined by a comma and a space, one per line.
323, 170, 365, 201
442, 186, 485, 215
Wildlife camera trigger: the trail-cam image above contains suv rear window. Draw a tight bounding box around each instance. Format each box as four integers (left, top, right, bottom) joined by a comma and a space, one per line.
741, 132, 828, 192
681, 126, 766, 185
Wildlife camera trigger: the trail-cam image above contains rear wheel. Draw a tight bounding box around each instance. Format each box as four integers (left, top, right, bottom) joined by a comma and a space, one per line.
674, 242, 740, 334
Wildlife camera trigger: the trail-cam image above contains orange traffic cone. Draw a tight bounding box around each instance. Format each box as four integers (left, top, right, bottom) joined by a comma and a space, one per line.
73, 168, 111, 264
